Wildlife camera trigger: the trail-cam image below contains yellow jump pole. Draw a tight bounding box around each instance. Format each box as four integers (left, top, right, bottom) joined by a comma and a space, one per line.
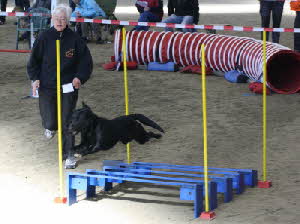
54, 40, 66, 203
199, 44, 216, 220
258, 31, 272, 188
122, 27, 131, 164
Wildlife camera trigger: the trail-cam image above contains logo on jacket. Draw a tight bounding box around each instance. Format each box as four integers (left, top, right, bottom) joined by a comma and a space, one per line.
66, 49, 75, 58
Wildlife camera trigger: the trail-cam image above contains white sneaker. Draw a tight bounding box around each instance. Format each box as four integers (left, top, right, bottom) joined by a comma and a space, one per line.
44, 129, 55, 139
65, 157, 78, 169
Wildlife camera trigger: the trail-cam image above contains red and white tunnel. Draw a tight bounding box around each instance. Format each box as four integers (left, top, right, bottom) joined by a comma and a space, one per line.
114, 30, 300, 94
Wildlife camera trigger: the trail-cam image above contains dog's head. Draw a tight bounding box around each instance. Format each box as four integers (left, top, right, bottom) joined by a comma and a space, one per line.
68, 102, 94, 134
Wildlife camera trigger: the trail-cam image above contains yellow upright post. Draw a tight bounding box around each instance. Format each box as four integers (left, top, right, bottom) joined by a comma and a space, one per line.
54, 39, 66, 203
201, 44, 209, 212
258, 31, 272, 188
262, 31, 267, 182
199, 44, 216, 219
122, 28, 131, 164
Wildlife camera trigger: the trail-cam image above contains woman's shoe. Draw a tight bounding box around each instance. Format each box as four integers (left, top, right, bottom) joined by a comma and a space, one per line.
44, 129, 56, 139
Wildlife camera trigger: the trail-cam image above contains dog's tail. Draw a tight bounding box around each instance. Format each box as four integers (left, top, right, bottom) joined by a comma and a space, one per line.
129, 114, 165, 133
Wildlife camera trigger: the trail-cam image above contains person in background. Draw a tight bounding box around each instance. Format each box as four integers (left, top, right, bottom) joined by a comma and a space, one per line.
69, 0, 76, 11
27, 4, 93, 168
18, 0, 52, 41
15, 0, 30, 11
0, 0, 7, 25
291, 0, 300, 52
259, 0, 285, 43
134, 0, 164, 31
71, 0, 106, 44
163, 0, 199, 33
69, 0, 80, 35
32, 0, 51, 9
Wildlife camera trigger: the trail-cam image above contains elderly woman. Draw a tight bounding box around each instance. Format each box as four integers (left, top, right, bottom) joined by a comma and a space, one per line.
27, 4, 93, 168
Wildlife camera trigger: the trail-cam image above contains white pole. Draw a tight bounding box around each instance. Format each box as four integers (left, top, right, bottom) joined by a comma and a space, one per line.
51, 0, 58, 12
30, 21, 35, 48
51, 0, 57, 26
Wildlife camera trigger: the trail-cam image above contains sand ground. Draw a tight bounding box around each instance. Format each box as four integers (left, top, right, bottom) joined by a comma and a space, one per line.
0, 9, 299, 224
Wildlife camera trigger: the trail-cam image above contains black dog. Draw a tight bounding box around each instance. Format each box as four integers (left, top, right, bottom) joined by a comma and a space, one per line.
68, 103, 164, 159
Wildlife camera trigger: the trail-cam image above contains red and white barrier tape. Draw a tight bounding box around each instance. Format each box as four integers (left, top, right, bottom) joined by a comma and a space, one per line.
0, 49, 31, 53
71, 18, 300, 33
1, 12, 300, 33
0, 12, 50, 17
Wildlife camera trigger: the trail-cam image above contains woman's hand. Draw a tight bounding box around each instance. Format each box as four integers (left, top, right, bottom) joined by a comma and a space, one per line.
32, 80, 40, 96
72, 77, 81, 89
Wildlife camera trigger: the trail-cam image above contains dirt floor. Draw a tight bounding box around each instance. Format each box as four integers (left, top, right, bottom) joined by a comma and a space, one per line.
0, 11, 299, 224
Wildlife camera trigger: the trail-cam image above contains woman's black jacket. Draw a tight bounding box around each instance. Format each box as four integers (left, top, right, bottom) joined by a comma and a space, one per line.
27, 26, 93, 89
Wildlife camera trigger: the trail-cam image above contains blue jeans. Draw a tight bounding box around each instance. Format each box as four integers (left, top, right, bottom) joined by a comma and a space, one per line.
135, 11, 161, 31
260, 1, 284, 43
162, 14, 195, 33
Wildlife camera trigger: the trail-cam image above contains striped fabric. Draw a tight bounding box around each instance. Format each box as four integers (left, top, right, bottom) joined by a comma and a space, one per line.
114, 30, 300, 94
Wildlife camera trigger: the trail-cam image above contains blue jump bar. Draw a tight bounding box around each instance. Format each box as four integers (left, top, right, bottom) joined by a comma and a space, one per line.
102, 160, 256, 194
86, 169, 219, 209
67, 171, 208, 218
66, 160, 257, 219
101, 166, 233, 203
132, 162, 258, 187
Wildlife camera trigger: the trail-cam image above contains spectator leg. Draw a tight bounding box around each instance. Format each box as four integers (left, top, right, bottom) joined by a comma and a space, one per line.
181, 16, 194, 33
69, 0, 76, 11
16, 28, 19, 49
135, 11, 160, 31
14, 0, 21, 8
23, 0, 30, 10
294, 11, 300, 52
271, 2, 284, 43
81, 22, 89, 39
162, 14, 183, 32
93, 23, 102, 40
74, 23, 82, 37
92, 16, 103, 41
0, 0, 7, 23
260, 1, 271, 42
15, 0, 25, 10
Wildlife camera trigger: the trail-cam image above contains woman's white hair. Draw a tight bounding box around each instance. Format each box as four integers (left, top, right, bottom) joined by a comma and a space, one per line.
52, 4, 72, 23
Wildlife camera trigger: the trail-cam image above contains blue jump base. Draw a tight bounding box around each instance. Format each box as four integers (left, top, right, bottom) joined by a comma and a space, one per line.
66, 160, 257, 218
